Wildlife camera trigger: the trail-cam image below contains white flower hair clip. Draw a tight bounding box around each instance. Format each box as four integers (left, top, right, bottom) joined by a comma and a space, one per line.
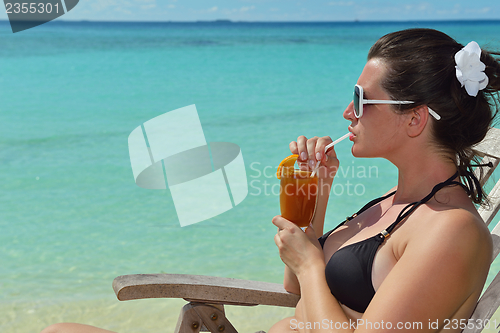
455, 41, 489, 97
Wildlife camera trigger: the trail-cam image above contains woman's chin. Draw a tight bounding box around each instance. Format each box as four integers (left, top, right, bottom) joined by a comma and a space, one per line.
350, 145, 370, 158
351, 145, 362, 157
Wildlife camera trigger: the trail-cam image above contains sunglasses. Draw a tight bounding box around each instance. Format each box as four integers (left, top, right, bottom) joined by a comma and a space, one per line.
353, 84, 441, 120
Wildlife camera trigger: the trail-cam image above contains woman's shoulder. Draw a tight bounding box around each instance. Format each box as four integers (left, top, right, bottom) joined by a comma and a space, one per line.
429, 206, 489, 239
405, 202, 492, 262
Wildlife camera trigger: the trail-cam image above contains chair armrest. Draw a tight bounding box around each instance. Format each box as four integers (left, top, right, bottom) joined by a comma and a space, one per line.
113, 274, 300, 308
462, 265, 500, 333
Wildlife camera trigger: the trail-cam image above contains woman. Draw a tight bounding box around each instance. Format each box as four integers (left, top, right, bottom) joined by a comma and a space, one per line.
271, 28, 500, 332
42, 28, 500, 333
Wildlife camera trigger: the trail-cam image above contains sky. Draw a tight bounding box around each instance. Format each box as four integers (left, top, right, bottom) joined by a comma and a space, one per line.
0, 0, 499, 22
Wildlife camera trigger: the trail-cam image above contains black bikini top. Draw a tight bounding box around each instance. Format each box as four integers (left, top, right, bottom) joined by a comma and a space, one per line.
318, 173, 464, 313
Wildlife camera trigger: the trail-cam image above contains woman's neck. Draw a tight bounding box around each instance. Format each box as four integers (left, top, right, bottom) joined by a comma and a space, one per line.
391, 151, 457, 204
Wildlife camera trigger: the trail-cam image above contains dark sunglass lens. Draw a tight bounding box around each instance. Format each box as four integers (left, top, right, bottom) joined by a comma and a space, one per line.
353, 86, 360, 117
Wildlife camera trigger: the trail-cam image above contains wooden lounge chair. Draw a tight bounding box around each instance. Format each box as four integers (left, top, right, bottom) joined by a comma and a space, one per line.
113, 127, 500, 333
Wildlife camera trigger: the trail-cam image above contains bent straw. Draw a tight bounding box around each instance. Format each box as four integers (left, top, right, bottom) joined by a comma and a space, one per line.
310, 133, 350, 178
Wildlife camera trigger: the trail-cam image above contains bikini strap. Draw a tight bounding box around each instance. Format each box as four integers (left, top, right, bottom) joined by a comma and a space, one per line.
319, 190, 397, 247
346, 190, 397, 222
381, 172, 462, 238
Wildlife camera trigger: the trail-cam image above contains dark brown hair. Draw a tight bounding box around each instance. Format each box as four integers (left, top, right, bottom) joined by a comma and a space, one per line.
368, 28, 500, 204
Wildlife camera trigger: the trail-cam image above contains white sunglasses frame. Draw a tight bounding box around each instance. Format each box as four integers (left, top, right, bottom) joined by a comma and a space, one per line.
354, 84, 441, 120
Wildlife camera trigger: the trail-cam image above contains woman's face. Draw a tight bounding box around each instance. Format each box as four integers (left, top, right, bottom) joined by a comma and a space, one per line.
343, 58, 410, 159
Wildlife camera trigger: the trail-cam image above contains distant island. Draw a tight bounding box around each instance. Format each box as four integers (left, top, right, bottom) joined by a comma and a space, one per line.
195, 19, 232, 23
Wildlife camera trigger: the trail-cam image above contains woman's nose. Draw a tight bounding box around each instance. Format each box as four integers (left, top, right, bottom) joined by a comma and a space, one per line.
343, 101, 355, 120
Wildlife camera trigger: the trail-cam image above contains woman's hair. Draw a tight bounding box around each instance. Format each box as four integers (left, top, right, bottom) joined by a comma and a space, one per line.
368, 28, 500, 205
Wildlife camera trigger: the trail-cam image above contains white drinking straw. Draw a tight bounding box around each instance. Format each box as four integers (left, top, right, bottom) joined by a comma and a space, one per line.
310, 133, 350, 178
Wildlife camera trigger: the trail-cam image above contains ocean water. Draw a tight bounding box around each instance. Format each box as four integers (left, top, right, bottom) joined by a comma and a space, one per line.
1, 20, 500, 332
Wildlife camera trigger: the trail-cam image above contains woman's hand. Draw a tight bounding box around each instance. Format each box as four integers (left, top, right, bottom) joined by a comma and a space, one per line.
273, 215, 325, 279
290, 136, 340, 181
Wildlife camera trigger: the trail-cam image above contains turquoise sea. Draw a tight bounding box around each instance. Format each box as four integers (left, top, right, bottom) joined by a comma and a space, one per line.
1, 20, 500, 332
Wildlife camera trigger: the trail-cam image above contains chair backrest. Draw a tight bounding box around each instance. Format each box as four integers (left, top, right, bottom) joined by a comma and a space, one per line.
463, 127, 500, 333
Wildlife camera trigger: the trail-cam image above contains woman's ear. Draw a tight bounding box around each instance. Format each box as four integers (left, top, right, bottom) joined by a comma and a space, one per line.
407, 105, 430, 137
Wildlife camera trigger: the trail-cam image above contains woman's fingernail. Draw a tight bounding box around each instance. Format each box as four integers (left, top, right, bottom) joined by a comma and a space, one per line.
300, 152, 307, 160
316, 152, 321, 161
309, 159, 315, 168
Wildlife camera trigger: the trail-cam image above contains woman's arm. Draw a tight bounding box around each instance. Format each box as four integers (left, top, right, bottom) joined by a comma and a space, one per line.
356, 211, 491, 332
290, 135, 339, 234
311, 176, 334, 237
283, 175, 334, 294
275, 216, 354, 331
282, 136, 338, 294
276, 209, 492, 333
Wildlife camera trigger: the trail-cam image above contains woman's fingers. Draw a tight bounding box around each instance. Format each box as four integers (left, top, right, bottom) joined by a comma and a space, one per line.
274, 232, 283, 247
273, 218, 325, 276
296, 135, 309, 162
289, 141, 298, 155
315, 136, 334, 161
272, 215, 296, 231
294, 135, 321, 168
288, 135, 340, 179
306, 137, 319, 169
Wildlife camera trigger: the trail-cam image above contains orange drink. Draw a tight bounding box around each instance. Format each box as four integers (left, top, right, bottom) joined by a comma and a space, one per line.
277, 155, 318, 227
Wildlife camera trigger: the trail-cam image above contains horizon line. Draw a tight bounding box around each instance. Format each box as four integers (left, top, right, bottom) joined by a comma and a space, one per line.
1, 18, 500, 24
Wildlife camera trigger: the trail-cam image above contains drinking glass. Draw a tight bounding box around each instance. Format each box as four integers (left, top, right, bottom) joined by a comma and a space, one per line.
279, 168, 318, 228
